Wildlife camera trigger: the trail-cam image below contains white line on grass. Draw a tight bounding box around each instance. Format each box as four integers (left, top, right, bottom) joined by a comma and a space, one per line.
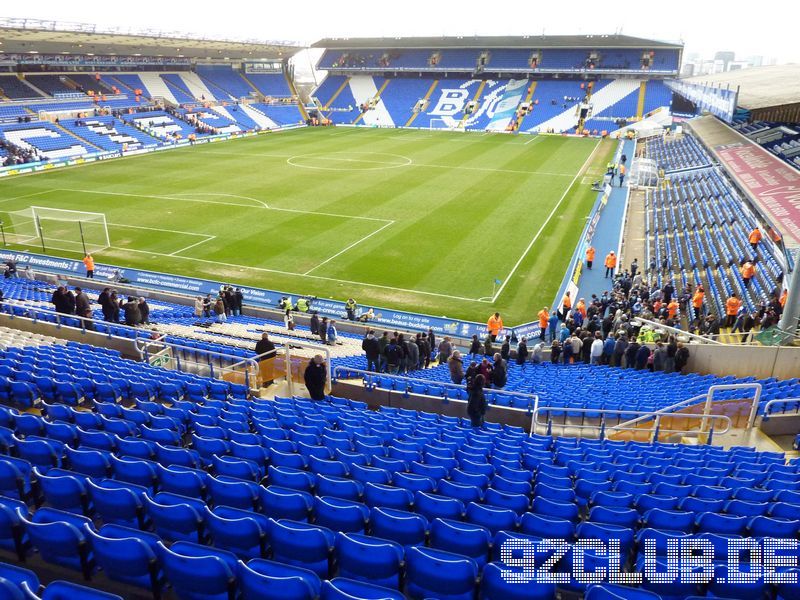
108, 245, 488, 303
525, 136, 543, 146
109, 222, 212, 237
203, 150, 575, 177
168, 235, 217, 256
169, 192, 269, 209
303, 220, 395, 276
490, 139, 603, 303
0, 190, 55, 205
55, 188, 391, 224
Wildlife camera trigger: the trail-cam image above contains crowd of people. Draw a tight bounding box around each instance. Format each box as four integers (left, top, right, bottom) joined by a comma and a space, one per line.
361, 329, 442, 375
49, 285, 151, 329
193, 287, 244, 323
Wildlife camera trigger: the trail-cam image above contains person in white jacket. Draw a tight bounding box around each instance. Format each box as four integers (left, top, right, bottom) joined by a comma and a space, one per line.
590, 332, 604, 365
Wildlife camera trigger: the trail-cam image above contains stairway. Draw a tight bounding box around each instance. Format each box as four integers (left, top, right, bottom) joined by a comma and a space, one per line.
180, 72, 217, 101
51, 121, 103, 152
17, 75, 47, 98
352, 79, 390, 125
137, 73, 177, 104
531, 79, 642, 133
348, 77, 394, 127
405, 80, 439, 127
238, 104, 278, 129
636, 81, 648, 119
457, 80, 487, 128
513, 81, 538, 130
323, 77, 350, 110
284, 72, 308, 121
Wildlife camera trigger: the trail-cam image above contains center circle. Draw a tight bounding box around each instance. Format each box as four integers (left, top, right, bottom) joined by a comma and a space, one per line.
286, 151, 412, 171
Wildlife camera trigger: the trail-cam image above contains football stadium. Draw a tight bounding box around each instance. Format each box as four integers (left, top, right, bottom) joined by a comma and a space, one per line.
0, 9, 797, 600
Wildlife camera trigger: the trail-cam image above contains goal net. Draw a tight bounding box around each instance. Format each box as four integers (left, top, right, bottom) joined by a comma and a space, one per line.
5, 206, 110, 254
429, 118, 466, 132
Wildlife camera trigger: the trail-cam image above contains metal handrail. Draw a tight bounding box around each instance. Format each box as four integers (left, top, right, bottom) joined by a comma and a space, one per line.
332, 366, 539, 413
530, 406, 733, 443
614, 383, 763, 433
631, 316, 724, 345
2, 299, 261, 390
761, 398, 800, 419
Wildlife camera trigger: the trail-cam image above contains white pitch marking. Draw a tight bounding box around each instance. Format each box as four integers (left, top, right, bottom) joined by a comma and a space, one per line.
169, 192, 270, 209
490, 139, 603, 302
0, 190, 55, 205
108, 222, 212, 237
525, 136, 543, 145
55, 188, 392, 224
303, 220, 395, 275
107, 245, 488, 303
168, 235, 217, 256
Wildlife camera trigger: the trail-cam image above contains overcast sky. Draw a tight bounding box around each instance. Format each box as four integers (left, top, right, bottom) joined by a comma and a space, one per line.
5, 0, 798, 63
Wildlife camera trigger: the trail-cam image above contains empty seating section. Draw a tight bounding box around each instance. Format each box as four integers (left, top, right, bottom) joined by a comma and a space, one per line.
387, 50, 435, 69
314, 75, 358, 124
65, 74, 112, 94
0, 388, 797, 600
523, 79, 587, 131
195, 65, 255, 99
435, 49, 479, 70
22, 75, 77, 96
379, 78, 437, 126
0, 105, 30, 122
540, 49, 589, 70
250, 104, 303, 126
735, 121, 800, 169
0, 122, 88, 159
59, 116, 159, 151
643, 79, 673, 111
368, 359, 798, 416
245, 73, 292, 97
598, 49, 643, 70
644, 134, 713, 172
102, 74, 151, 98
180, 108, 241, 133
486, 49, 531, 70
0, 75, 43, 99
646, 166, 785, 318
159, 74, 196, 103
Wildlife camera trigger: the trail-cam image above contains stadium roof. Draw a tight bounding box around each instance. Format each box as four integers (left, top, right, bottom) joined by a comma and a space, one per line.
312, 34, 682, 50
684, 65, 800, 110
0, 17, 303, 60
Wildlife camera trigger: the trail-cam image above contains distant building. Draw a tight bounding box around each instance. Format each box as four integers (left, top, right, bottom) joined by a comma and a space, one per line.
714, 51, 735, 70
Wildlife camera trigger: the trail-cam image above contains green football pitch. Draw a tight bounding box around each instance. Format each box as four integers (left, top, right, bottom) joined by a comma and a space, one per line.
0, 127, 614, 324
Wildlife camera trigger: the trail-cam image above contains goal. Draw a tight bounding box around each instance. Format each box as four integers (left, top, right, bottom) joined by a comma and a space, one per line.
429, 118, 466, 132
6, 206, 111, 254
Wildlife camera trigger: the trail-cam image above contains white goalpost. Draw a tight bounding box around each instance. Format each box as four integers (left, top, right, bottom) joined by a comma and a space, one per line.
429, 118, 466, 132
5, 206, 111, 254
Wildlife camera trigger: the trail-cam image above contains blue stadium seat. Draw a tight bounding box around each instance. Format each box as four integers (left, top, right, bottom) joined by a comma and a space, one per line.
405, 546, 478, 600
237, 559, 321, 600
157, 541, 236, 600
267, 519, 334, 578
429, 518, 491, 567
204, 505, 269, 559
334, 532, 403, 588
313, 496, 369, 533
370, 507, 428, 547
320, 578, 405, 600
86, 525, 164, 596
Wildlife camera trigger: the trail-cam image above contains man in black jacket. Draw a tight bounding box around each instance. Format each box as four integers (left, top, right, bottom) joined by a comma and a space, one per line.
304, 355, 327, 400
97, 288, 112, 321
255, 333, 277, 387
362, 330, 380, 372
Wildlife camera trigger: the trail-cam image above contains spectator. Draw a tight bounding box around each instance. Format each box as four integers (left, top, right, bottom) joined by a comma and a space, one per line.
74, 287, 91, 320
550, 340, 561, 364
548, 311, 559, 342
310, 312, 320, 336
377, 331, 389, 371
304, 355, 327, 400
214, 296, 226, 323
194, 296, 203, 318
448, 350, 464, 384
467, 374, 487, 428
406, 335, 419, 372
420, 334, 431, 369
362, 330, 380, 372
590, 332, 604, 365
233, 288, 244, 316
531, 341, 545, 364
491, 353, 507, 388
468, 335, 481, 358
437, 336, 452, 365
515, 338, 528, 366
202, 294, 212, 318
384, 336, 402, 374
483, 334, 493, 357
479, 358, 493, 385
652, 342, 666, 371
326, 319, 337, 345
675, 343, 690, 373
319, 317, 328, 344
500, 336, 511, 361
635, 344, 651, 370
123, 296, 140, 326
138, 298, 150, 325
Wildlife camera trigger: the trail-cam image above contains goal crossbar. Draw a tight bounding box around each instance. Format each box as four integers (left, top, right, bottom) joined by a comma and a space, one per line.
6, 206, 111, 254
